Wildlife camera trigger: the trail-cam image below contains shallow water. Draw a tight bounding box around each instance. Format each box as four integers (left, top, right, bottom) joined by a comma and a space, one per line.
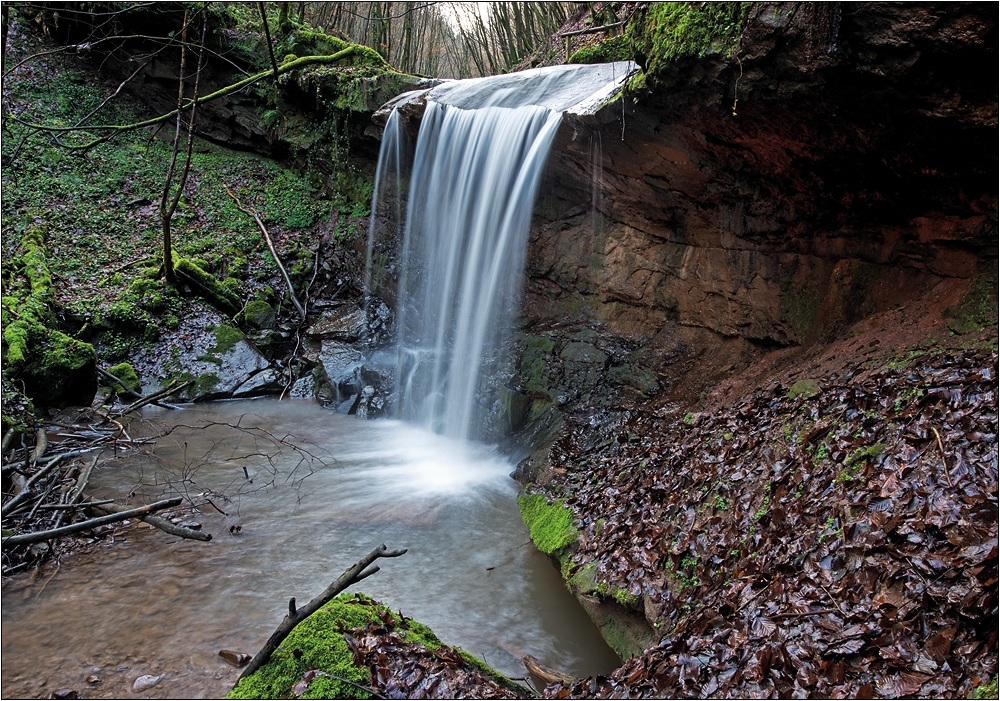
1, 400, 619, 698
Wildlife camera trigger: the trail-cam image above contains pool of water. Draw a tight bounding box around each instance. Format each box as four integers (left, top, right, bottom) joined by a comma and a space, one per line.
1, 400, 619, 698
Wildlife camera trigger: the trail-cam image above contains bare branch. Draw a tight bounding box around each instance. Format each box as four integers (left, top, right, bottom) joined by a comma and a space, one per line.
224, 185, 307, 320
238, 544, 408, 681
1, 497, 183, 547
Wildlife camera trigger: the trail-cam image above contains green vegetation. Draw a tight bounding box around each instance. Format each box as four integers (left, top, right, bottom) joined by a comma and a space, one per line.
628, 2, 750, 76
788, 379, 821, 399
838, 442, 884, 482
946, 260, 999, 334
974, 676, 999, 699
2, 226, 98, 408
568, 35, 633, 64
517, 492, 577, 556
228, 592, 525, 700
228, 593, 432, 699
2, 7, 386, 409
106, 362, 141, 394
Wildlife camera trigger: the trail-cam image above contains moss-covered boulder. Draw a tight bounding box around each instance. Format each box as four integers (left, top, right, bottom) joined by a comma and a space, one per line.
106, 361, 141, 394
228, 592, 530, 700
3, 320, 97, 408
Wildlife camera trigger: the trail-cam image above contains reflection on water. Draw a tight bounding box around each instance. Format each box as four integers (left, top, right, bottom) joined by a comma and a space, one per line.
1, 400, 619, 699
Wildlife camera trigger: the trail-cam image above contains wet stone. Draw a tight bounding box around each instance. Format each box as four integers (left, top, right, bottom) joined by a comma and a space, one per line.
51, 689, 78, 699
132, 674, 163, 692
218, 649, 252, 667
85, 675, 101, 684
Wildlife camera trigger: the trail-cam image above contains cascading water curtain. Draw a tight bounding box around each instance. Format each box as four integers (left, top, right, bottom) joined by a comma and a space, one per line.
365, 109, 409, 309
393, 101, 563, 440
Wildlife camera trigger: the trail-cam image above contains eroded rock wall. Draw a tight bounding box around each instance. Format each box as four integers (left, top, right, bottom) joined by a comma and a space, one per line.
518, 1, 997, 406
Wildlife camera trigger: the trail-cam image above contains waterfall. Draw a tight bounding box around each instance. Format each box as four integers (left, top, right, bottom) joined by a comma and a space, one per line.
369, 62, 636, 440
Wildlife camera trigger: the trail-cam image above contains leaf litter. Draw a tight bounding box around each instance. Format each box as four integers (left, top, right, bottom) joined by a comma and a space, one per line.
536, 348, 997, 698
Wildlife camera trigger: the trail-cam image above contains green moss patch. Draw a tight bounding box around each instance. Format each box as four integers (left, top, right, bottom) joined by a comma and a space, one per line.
228, 592, 528, 700
175, 258, 243, 316
787, 379, 821, 399
106, 362, 141, 394
228, 593, 391, 699
568, 35, 633, 64
629, 2, 750, 76
517, 492, 577, 556
975, 676, 999, 699
947, 260, 999, 334
3, 320, 97, 408
2, 228, 97, 408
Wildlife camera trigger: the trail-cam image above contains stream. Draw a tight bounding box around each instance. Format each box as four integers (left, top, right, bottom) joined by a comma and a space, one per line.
1, 400, 619, 699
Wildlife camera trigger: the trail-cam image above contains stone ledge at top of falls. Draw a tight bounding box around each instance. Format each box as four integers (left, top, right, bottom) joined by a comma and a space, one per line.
373, 62, 638, 126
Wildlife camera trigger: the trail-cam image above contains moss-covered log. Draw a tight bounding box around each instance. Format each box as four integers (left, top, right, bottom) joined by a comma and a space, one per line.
2, 226, 97, 408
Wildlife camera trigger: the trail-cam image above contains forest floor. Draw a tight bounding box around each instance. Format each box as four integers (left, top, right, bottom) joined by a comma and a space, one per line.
527, 276, 998, 699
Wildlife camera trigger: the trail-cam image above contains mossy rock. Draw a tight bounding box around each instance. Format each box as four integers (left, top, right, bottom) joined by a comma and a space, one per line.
787, 378, 821, 399
3, 320, 97, 408
628, 2, 750, 76
242, 299, 278, 330
174, 257, 242, 316
607, 363, 660, 395
517, 492, 578, 570
946, 260, 999, 334
227, 592, 526, 700
106, 361, 141, 394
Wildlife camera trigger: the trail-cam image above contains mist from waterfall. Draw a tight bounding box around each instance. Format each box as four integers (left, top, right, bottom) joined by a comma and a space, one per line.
368, 62, 635, 440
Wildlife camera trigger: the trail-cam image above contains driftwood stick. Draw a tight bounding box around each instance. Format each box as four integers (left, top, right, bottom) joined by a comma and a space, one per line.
1, 497, 182, 547
522, 654, 576, 686
224, 185, 307, 320
118, 380, 193, 415
87, 500, 211, 541
931, 426, 955, 488
37, 498, 115, 510
1, 428, 15, 457
238, 544, 407, 681
69, 455, 98, 505
1, 454, 67, 517
30, 428, 47, 462
558, 19, 627, 38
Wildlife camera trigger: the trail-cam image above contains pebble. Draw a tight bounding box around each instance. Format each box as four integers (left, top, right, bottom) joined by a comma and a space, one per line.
218, 649, 252, 667
52, 690, 78, 699
85, 675, 102, 685
132, 674, 163, 692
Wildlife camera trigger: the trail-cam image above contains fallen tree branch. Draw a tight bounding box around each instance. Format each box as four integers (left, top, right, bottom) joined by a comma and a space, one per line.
30, 427, 47, 462
238, 543, 407, 681
98, 367, 143, 399
2, 454, 66, 517
522, 654, 575, 686
87, 500, 211, 541
116, 380, 193, 415
558, 19, 627, 38
1, 497, 182, 547
9, 48, 381, 151
224, 185, 306, 320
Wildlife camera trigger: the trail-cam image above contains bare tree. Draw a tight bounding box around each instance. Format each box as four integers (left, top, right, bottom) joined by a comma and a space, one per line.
159, 6, 208, 284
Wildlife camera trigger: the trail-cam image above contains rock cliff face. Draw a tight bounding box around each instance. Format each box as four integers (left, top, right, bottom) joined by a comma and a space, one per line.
518, 1, 996, 407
